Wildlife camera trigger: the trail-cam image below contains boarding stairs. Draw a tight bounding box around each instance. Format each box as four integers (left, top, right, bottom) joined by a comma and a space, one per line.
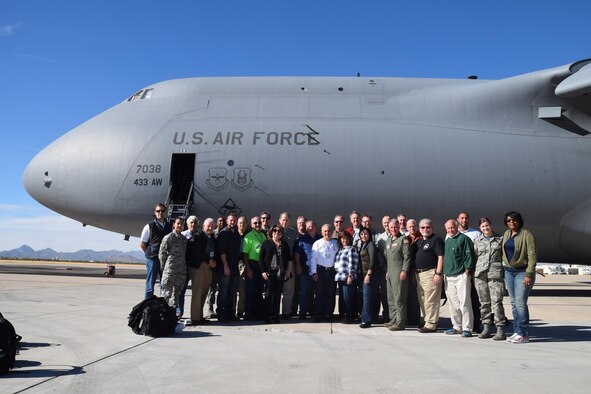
165, 176, 194, 222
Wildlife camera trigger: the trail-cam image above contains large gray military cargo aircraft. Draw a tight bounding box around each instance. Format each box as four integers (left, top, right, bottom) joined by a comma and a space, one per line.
23, 60, 591, 263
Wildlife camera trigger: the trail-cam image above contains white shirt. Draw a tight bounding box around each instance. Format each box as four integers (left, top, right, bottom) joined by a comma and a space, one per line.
310, 238, 339, 274
460, 227, 481, 241
181, 229, 195, 239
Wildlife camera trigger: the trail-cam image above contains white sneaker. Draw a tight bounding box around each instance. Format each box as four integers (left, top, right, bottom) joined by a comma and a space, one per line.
506, 333, 518, 342
511, 334, 529, 344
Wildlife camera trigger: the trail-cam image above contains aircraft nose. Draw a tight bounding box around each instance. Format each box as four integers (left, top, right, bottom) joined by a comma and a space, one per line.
22, 109, 155, 233
23, 136, 66, 214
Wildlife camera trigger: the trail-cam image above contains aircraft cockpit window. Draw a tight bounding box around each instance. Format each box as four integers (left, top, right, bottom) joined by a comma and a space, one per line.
127, 88, 154, 102
141, 89, 153, 99
127, 90, 144, 102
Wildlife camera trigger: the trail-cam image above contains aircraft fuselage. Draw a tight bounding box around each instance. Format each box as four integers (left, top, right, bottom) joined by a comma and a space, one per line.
23, 61, 591, 263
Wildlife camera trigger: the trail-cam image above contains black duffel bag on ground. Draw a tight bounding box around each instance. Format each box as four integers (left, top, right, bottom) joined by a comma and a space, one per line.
128, 296, 177, 337
0, 312, 21, 374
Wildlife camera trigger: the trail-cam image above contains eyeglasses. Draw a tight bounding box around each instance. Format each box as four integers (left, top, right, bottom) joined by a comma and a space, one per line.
253, 222, 261, 225
155, 210, 165, 213
420, 226, 431, 229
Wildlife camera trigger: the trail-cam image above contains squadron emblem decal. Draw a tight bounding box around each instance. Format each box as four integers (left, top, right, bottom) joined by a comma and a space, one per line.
230, 168, 253, 192
205, 168, 229, 191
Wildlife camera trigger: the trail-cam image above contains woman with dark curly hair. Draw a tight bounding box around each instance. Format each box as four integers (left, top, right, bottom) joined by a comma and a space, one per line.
358, 227, 379, 328
259, 225, 293, 324
501, 211, 537, 344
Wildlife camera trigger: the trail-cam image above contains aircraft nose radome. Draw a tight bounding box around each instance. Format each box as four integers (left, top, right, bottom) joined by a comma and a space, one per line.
23, 140, 63, 212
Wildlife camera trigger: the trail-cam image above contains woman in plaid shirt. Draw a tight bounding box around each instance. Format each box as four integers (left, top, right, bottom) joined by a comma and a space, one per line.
334, 231, 360, 324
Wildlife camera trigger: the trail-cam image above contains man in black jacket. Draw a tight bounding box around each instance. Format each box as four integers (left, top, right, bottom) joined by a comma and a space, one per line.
140, 203, 172, 299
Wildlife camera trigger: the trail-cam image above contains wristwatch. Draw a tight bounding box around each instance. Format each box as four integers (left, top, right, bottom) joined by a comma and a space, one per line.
434, 271, 442, 276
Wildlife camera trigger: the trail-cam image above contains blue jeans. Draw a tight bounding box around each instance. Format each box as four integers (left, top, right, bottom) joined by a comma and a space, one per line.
315, 267, 336, 318
299, 274, 313, 317
217, 272, 239, 320
504, 268, 535, 336
339, 280, 356, 321
145, 257, 161, 299
361, 275, 377, 324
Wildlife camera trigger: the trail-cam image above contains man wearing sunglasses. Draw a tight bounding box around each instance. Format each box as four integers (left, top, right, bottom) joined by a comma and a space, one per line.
414, 218, 444, 333
260, 211, 272, 234
140, 203, 172, 299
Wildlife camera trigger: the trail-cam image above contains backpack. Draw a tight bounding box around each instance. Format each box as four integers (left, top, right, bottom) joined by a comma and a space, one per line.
128, 296, 177, 337
0, 312, 20, 374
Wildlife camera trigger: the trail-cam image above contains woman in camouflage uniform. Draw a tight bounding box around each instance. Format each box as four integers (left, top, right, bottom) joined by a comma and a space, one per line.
473, 217, 506, 340
159, 217, 188, 316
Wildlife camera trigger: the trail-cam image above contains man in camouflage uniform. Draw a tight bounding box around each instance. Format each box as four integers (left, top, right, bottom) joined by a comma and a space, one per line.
384, 219, 411, 331
159, 218, 189, 312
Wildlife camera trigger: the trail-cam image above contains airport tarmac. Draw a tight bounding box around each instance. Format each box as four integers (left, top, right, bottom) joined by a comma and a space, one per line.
1, 260, 591, 393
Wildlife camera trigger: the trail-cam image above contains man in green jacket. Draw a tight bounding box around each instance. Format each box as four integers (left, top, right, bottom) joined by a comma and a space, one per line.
443, 219, 475, 337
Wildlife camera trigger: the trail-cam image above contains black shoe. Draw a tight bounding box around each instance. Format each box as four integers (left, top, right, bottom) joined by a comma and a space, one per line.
359, 322, 371, 328
298, 315, 307, 320
237, 312, 244, 319
312, 316, 322, 323
198, 319, 210, 325
280, 314, 290, 320
419, 326, 437, 333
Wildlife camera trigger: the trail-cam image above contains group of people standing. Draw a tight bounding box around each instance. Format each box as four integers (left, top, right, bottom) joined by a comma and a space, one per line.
140, 205, 537, 344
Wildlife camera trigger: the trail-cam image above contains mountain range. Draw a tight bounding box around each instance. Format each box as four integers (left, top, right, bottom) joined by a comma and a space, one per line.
0, 245, 145, 263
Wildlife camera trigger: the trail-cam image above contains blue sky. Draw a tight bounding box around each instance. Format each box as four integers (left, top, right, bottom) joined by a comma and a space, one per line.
1, 0, 590, 252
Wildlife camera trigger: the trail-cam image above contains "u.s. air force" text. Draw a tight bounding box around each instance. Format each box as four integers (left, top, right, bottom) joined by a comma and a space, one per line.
172, 131, 319, 146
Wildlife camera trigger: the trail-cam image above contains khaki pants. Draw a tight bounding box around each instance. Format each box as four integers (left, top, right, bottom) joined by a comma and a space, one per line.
416, 269, 442, 330
191, 265, 212, 321
444, 273, 473, 331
